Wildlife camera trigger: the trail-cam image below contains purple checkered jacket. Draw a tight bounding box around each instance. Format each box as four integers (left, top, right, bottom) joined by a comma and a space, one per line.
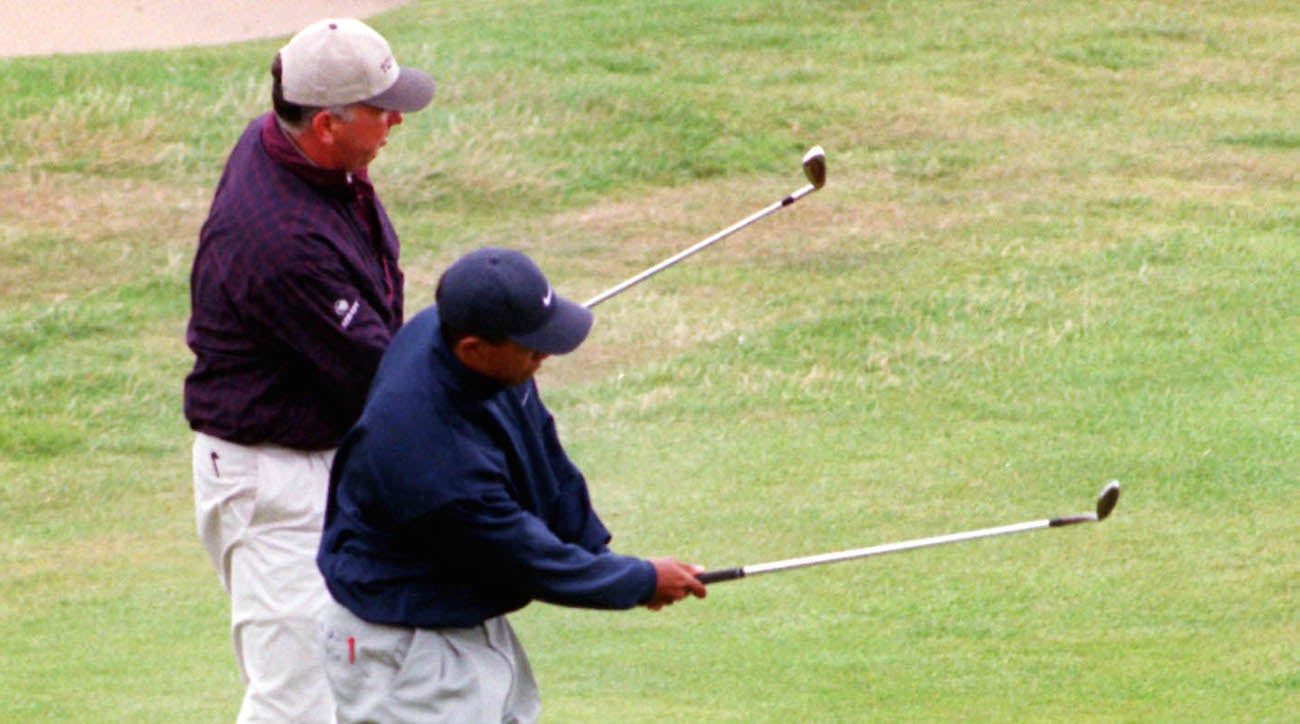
184, 114, 405, 450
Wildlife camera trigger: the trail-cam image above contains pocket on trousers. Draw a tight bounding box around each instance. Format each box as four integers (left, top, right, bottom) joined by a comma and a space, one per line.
193, 435, 259, 588
323, 604, 415, 718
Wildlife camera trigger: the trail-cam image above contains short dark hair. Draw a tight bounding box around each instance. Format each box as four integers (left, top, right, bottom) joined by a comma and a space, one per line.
270, 53, 326, 128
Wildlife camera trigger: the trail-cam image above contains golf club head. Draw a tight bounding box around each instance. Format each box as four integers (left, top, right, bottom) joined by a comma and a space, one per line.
802, 145, 827, 189
1095, 480, 1121, 520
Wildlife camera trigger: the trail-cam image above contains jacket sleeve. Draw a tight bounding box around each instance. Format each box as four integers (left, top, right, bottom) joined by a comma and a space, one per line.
535, 397, 615, 553
239, 233, 394, 414
430, 479, 657, 610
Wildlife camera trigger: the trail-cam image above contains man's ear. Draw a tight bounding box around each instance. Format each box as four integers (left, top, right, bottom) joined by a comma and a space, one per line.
309, 109, 342, 145
454, 336, 490, 366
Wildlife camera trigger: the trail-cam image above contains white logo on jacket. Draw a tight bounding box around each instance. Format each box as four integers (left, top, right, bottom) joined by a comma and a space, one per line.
334, 298, 361, 329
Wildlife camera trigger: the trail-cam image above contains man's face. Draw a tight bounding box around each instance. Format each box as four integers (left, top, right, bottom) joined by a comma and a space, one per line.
462, 338, 549, 387
330, 104, 402, 171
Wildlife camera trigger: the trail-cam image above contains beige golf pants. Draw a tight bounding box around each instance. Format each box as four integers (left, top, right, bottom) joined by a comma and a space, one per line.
192, 432, 337, 723
321, 599, 541, 723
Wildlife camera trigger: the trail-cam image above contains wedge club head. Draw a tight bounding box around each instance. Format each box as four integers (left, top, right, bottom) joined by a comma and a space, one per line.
802, 145, 826, 189
1096, 480, 1121, 520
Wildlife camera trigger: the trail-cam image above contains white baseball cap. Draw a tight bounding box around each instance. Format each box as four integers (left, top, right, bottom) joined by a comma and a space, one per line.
278, 18, 435, 112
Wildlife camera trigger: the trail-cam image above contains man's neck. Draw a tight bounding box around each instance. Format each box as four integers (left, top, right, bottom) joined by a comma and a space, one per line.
275, 117, 327, 167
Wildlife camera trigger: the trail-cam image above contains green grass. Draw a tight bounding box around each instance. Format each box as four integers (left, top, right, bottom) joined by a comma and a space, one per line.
1, 0, 1296, 720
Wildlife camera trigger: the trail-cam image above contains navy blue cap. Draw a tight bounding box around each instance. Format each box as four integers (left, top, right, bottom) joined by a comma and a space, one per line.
436, 248, 593, 355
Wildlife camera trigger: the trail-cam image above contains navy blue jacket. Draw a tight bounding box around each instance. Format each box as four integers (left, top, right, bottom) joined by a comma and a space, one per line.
318, 306, 657, 627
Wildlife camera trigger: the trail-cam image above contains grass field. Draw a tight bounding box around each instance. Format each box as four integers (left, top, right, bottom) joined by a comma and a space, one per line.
1, 0, 1296, 720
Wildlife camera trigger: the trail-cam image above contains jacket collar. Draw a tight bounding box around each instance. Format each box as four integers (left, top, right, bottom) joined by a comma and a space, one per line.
260, 113, 372, 194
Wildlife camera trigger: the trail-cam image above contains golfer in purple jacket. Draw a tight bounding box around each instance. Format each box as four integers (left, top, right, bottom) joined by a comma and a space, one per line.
317, 248, 707, 722
183, 18, 434, 722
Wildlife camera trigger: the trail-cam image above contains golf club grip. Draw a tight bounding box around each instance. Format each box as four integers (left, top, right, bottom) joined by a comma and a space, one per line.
698, 567, 745, 584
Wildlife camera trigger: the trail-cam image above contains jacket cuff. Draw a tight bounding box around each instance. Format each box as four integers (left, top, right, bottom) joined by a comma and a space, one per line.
636, 559, 658, 605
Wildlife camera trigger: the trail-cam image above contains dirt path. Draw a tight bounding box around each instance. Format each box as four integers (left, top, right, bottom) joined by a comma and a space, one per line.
0, 0, 411, 58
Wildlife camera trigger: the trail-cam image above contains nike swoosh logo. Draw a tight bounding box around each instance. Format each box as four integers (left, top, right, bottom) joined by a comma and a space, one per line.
542, 286, 554, 307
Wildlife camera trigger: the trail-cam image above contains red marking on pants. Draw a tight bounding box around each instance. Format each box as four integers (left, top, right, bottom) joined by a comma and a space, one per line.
348, 636, 356, 664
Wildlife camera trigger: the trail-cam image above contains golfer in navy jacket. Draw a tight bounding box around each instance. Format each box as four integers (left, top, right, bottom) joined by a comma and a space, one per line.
318, 247, 706, 721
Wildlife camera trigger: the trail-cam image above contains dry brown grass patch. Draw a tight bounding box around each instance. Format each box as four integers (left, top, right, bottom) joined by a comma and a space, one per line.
0, 171, 206, 303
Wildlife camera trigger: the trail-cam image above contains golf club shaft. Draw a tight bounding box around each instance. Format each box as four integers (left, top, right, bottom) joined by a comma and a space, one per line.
582, 182, 818, 309
699, 511, 1100, 584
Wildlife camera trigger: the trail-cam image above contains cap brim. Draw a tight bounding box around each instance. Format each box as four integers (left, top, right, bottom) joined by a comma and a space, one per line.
363, 67, 436, 112
511, 297, 593, 355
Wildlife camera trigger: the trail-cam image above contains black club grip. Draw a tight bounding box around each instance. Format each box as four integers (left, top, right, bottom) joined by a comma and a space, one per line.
697, 567, 745, 584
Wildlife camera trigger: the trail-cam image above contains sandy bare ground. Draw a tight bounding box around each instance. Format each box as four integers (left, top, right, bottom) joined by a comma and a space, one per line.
0, 0, 412, 58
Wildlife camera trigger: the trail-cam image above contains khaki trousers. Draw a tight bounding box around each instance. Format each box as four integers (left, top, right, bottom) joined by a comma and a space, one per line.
192, 432, 337, 723
321, 599, 541, 723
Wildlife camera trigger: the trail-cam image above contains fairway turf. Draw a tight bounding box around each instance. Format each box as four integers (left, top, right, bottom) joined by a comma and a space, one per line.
1, 1, 1296, 720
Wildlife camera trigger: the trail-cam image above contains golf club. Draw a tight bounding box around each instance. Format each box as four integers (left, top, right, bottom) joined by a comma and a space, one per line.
698, 480, 1120, 584
582, 145, 827, 308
